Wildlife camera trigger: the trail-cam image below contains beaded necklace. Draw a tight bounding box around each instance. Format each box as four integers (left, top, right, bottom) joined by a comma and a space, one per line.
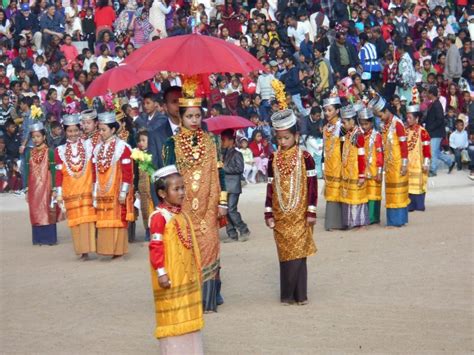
273, 146, 302, 213
175, 128, 208, 170
64, 140, 86, 176
31, 145, 47, 165
174, 219, 193, 249
97, 137, 116, 173
407, 125, 420, 152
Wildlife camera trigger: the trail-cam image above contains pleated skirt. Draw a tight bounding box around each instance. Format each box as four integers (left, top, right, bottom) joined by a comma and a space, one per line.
70, 222, 96, 254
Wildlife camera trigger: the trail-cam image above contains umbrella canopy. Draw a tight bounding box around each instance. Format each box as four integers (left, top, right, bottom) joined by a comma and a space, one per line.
125, 34, 266, 75
85, 64, 155, 97
203, 115, 255, 134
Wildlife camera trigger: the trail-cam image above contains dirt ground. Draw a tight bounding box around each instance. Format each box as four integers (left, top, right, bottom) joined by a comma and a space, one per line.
1, 170, 473, 354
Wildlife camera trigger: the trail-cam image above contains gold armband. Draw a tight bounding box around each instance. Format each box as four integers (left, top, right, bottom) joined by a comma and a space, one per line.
219, 191, 228, 205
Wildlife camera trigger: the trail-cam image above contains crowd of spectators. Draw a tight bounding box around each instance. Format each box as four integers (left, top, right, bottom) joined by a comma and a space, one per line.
0, 0, 474, 193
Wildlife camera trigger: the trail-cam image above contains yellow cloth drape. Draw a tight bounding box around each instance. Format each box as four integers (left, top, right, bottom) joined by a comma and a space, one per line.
382, 124, 409, 209
62, 162, 96, 227
408, 128, 428, 195
272, 148, 317, 262
323, 124, 342, 202
364, 132, 382, 201
151, 210, 203, 339
341, 135, 367, 205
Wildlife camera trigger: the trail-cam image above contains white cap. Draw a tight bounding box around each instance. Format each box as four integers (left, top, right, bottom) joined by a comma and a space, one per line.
406, 104, 420, 113
81, 109, 97, 121
63, 114, 81, 126
30, 121, 44, 132
323, 97, 341, 107
152, 165, 179, 183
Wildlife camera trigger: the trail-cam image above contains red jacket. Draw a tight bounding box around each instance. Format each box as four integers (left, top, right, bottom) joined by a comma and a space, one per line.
249, 140, 271, 158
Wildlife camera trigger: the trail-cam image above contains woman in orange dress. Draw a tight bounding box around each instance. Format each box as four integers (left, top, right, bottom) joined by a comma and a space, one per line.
55, 114, 97, 259
93, 112, 134, 258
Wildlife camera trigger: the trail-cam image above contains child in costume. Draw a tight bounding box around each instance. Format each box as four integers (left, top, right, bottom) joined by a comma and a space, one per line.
264, 106, 317, 305
405, 104, 431, 212
149, 165, 204, 354
25, 121, 59, 245
340, 105, 369, 229
358, 108, 384, 224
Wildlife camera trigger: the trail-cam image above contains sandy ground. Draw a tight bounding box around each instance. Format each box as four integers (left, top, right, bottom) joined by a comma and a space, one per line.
1, 169, 473, 354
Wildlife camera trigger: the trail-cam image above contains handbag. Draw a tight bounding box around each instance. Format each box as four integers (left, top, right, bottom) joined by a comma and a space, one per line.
461, 149, 471, 163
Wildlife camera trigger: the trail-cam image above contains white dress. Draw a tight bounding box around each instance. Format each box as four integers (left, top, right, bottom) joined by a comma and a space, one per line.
149, 0, 172, 38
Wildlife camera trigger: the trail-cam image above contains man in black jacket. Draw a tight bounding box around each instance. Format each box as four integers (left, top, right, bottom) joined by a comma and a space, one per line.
15, 4, 42, 50
425, 86, 455, 176
221, 129, 250, 243
329, 32, 360, 79
333, 0, 350, 25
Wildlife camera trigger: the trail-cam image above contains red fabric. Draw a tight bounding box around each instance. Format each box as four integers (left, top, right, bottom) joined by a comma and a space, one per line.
124, 34, 265, 76
249, 140, 271, 158
203, 115, 255, 134
381, 24, 393, 42
60, 44, 79, 64
54, 148, 63, 188
375, 132, 384, 168
303, 151, 318, 218
85, 65, 154, 97
264, 153, 274, 220
420, 127, 431, 158
94, 6, 116, 28
356, 133, 366, 177
241, 76, 256, 95
149, 212, 165, 270
121, 147, 133, 184
395, 120, 408, 159
383, 63, 398, 84
446, 93, 465, 113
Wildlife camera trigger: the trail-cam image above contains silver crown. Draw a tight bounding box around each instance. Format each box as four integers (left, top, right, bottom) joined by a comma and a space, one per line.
406, 104, 420, 113
63, 114, 81, 126
98, 111, 117, 124
368, 95, 386, 112
30, 121, 44, 132
81, 109, 97, 121
358, 108, 374, 120
322, 96, 341, 107
152, 165, 179, 183
340, 105, 357, 119
352, 102, 363, 112
271, 109, 297, 131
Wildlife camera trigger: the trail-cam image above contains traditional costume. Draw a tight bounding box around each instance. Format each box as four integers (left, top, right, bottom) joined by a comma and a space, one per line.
149, 165, 204, 355
322, 96, 344, 230
359, 108, 384, 224
55, 114, 97, 255
162, 89, 227, 313
134, 159, 154, 241
25, 122, 58, 245
340, 105, 369, 228
93, 112, 134, 256
264, 109, 317, 304
406, 105, 431, 212
81, 109, 101, 149
370, 96, 410, 227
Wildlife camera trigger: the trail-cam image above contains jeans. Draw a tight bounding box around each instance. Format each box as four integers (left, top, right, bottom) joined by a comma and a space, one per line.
291, 94, 307, 116
225, 193, 249, 239
259, 99, 271, 122
452, 148, 464, 170
430, 137, 454, 174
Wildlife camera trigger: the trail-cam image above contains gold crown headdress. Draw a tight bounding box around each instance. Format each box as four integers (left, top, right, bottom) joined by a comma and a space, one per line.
179, 75, 202, 108
271, 79, 288, 110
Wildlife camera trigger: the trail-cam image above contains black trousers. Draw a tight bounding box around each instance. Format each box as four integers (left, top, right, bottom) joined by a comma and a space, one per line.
225, 193, 249, 238
280, 258, 308, 303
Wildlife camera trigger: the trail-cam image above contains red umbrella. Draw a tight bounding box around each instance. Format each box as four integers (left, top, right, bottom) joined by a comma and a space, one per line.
85, 64, 155, 97
204, 115, 255, 134
124, 34, 266, 75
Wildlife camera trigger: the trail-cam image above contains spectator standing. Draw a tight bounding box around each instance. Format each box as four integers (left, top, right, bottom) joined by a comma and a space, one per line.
358, 32, 382, 86
94, 0, 116, 37
220, 129, 250, 243
425, 86, 455, 176
134, 93, 166, 132
444, 34, 463, 83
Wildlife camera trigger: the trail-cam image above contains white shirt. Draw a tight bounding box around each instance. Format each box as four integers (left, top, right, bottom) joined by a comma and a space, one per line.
309, 11, 330, 38
287, 22, 309, 47
33, 63, 49, 80
168, 118, 179, 135
449, 130, 468, 149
